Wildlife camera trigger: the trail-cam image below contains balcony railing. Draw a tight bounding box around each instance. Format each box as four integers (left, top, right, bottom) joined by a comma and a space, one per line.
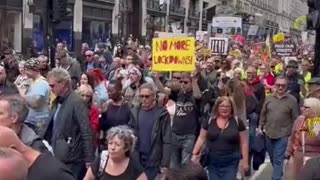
170, 6, 186, 16
147, 0, 167, 13
189, 9, 200, 18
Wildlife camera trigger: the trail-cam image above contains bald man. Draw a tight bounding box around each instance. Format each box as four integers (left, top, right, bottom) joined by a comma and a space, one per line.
0, 126, 75, 180
0, 147, 28, 180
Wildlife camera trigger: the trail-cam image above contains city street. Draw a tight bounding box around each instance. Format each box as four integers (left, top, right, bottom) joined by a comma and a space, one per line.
250, 159, 272, 180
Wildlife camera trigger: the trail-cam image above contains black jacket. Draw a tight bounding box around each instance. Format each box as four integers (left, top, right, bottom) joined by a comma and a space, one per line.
0, 79, 19, 96
42, 91, 94, 164
129, 105, 171, 168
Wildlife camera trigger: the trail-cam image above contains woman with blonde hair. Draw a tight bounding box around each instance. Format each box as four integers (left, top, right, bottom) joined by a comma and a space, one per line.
285, 98, 320, 180
191, 96, 249, 180
77, 84, 100, 143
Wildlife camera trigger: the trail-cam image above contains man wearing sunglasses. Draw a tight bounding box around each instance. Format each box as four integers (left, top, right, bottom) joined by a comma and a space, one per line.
259, 76, 299, 180
84, 50, 99, 72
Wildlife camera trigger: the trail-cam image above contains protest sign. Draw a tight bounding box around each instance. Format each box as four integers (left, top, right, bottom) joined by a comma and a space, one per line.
273, 43, 297, 57
152, 37, 196, 72
307, 117, 320, 137
208, 37, 229, 55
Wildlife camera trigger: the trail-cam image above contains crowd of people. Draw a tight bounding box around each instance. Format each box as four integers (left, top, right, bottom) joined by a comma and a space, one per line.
0, 37, 319, 180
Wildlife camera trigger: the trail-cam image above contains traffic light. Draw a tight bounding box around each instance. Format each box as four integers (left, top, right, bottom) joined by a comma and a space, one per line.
307, 0, 320, 30
52, 0, 69, 22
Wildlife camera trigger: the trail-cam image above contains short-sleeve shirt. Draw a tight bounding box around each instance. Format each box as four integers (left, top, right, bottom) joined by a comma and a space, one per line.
25, 77, 50, 124
203, 117, 246, 152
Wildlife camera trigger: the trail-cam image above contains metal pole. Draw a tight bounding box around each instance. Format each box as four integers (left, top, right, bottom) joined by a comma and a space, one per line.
313, 29, 320, 77
165, 0, 170, 32
42, 0, 49, 55
184, 0, 190, 34
198, 0, 203, 31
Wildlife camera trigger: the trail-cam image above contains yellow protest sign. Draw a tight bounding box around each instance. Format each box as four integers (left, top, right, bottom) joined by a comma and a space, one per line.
307, 117, 320, 137
152, 37, 196, 72
273, 33, 285, 44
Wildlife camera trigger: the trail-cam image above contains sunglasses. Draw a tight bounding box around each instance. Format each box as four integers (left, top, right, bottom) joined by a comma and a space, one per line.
139, 95, 151, 99
180, 81, 190, 84
303, 105, 310, 109
81, 94, 92, 98
85, 55, 92, 57
173, 76, 181, 80
49, 84, 55, 88
286, 66, 296, 69
275, 84, 286, 88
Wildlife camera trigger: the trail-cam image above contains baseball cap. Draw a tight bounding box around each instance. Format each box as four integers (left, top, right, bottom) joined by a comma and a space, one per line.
308, 77, 320, 85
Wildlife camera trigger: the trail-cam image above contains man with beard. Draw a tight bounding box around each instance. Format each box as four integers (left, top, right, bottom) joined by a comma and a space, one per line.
200, 57, 219, 90
284, 60, 305, 104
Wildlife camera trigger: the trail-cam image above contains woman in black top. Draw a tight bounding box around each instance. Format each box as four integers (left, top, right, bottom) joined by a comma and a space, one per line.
84, 125, 147, 180
191, 96, 249, 180
99, 80, 131, 151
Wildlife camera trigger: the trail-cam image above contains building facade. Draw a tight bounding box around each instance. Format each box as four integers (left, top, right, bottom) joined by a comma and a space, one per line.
22, 0, 114, 55
0, 0, 23, 53
112, 0, 208, 45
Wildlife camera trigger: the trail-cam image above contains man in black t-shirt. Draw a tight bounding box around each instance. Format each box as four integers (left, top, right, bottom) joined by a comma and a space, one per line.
0, 126, 75, 180
170, 72, 202, 169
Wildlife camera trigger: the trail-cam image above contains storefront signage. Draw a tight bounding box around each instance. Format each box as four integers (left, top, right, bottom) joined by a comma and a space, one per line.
152, 37, 196, 72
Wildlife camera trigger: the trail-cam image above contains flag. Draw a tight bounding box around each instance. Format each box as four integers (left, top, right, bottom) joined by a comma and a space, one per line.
261, 34, 271, 62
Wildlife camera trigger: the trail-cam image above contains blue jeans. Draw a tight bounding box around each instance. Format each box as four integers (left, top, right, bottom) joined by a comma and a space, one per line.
207, 150, 241, 180
265, 136, 288, 180
170, 133, 195, 169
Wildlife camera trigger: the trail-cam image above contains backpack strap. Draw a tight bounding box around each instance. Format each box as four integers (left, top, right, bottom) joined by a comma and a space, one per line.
234, 116, 239, 126
97, 150, 109, 177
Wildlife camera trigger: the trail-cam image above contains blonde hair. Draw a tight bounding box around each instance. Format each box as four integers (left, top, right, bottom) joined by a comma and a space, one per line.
304, 98, 320, 117
212, 96, 237, 117
77, 84, 93, 96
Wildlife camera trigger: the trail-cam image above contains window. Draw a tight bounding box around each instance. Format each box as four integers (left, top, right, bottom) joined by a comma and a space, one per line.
0, 10, 22, 53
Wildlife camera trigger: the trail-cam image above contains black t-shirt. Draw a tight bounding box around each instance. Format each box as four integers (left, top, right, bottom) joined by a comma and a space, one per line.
27, 153, 75, 180
203, 117, 246, 152
92, 156, 143, 180
172, 92, 200, 135
100, 103, 131, 131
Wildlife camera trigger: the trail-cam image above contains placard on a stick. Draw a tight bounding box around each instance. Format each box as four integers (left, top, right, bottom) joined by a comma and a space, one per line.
152, 37, 196, 72
208, 37, 229, 55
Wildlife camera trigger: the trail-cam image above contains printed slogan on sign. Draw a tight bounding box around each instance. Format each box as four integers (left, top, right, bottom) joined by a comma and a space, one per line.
152, 37, 196, 72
